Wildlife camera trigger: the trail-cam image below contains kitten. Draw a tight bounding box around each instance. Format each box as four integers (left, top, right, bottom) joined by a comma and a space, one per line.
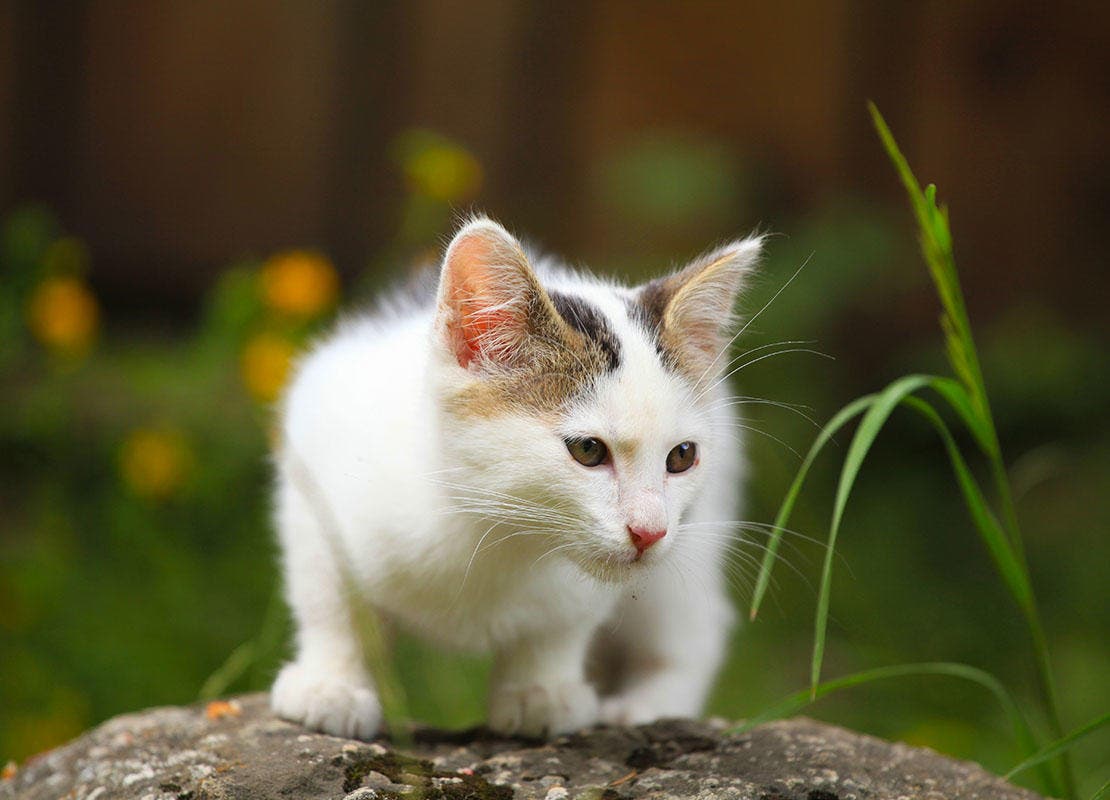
270, 216, 762, 739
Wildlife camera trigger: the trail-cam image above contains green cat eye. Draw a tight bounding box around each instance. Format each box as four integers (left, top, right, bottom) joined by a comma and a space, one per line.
666, 441, 697, 473
566, 437, 609, 468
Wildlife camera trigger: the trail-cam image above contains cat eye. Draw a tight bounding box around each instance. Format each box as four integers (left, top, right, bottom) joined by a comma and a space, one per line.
666, 441, 697, 473
566, 437, 609, 468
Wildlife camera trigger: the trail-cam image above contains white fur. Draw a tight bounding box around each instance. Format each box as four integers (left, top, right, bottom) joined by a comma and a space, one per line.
271, 218, 758, 738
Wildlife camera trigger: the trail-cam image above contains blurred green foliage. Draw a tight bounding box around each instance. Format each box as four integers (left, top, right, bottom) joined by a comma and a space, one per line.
0, 128, 1106, 794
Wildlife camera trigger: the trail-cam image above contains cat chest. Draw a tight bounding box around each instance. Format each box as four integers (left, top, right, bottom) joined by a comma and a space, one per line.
368, 548, 616, 652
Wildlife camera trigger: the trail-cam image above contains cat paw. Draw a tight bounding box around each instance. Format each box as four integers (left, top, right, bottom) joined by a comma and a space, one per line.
598, 694, 664, 726
488, 681, 599, 738
270, 661, 381, 740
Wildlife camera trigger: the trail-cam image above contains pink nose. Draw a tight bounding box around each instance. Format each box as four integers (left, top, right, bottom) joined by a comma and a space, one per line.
628, 526, 667, 553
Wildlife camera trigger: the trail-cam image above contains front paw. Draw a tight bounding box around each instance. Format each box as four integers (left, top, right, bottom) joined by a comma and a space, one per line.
488, 681, 599, 738
270, 661, 381, 740
599, 694, 660, 726
599, 679, 702, 726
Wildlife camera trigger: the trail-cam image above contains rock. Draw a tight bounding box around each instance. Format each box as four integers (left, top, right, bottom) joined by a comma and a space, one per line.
0, 693, 1045, 800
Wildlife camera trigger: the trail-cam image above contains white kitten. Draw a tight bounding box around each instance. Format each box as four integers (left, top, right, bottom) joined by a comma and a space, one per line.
270, 217, 761, 739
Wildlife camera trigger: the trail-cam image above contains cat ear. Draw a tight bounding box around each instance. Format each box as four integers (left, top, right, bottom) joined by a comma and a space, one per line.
638, 235, 763, 374
436, 216, 554, 370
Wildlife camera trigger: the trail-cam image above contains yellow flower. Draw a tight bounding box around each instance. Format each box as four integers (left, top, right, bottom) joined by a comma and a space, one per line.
119, 427, 193, 501
26, 276, 99, 354
260, 250, 338, 318
405, 143, 482, 203
240, 332, 296, 403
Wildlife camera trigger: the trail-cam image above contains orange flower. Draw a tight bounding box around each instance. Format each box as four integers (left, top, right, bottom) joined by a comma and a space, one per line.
260, 250, 338, 318
26, 276, 99, 354
119, 427, 193, 501
240, 332, 296, 403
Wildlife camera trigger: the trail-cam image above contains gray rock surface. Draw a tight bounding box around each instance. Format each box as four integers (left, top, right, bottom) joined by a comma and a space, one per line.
1, 693, 1045, 800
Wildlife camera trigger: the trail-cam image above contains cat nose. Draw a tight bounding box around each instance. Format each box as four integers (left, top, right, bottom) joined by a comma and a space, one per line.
628, 526, 666, 553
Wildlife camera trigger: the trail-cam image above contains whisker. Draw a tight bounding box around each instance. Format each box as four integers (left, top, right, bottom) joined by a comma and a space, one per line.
699, 347, 833, 401
714, 339, 818, 376
455, 520, 505, 600
710, 419, 802, 460
678, 520, 854, 575
705, 395, 820, 428
694, 253, 814, 389
530, 541, 587, 571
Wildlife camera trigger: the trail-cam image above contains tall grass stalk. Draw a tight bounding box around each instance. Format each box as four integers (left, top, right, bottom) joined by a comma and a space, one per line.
745, 104, 1106, 797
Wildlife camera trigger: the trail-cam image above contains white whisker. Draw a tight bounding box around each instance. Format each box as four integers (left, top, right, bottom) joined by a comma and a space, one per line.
694, 253, 814, 390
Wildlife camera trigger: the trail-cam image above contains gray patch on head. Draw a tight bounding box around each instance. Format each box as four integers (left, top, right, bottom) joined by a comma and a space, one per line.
625, 283, 679, 372
550, 291, 622, 372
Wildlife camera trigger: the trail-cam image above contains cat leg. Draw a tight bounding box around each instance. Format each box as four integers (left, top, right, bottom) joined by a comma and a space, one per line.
599, 565, 734, 725
271, 615, 381, 739
270, 490, 381, 739
488, 624, 600, 737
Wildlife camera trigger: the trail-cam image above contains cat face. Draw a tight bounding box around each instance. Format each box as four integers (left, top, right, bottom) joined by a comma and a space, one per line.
432, 217, 760, 581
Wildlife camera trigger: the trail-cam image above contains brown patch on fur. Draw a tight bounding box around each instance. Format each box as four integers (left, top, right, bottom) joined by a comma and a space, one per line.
550, 291, 621, 371
629, 245, 755, 384
629, 272, 712, 383
438, 219, 620, 417
443, 292, 616, 419
628, 277, 680, 371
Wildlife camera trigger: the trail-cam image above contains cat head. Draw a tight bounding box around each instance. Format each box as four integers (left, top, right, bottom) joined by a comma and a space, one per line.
431, 216, 761, 581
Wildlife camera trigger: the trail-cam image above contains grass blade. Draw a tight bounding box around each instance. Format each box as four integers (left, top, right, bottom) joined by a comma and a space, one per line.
870, 103, 1077, 797
749, 394, 876, 620
868, 103, 986, 416
199, 639, 256, 701
1004, 712, 1110, 780
810, 375, 937, 693
732, 662, 1039, 763
925, 375, 995, 458
900, 397, 1032, 609
1090, 778, 1110, 800
900, 395, 1066, 796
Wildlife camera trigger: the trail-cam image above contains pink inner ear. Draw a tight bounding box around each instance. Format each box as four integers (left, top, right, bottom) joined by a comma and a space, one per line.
456, 301, 514, 368
446, 235, 520, 369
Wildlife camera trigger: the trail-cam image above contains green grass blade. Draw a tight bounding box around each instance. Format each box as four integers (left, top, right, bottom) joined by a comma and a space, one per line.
732, 662, 1039, 760
249, 587, 290, 689
749, 394, 876, 620
900, 396, 1033, 609
925, 375, 995, 458
810, 375, 937, 693
199, 639, 256, 701
198, 581, 287, 701
868, 103, 930, 235
899, 394, 1067, 797
868, 103, 987, 416
1004, 712, 1110, 780
871, 102, 1076, 798
1090, 778, 1110, 800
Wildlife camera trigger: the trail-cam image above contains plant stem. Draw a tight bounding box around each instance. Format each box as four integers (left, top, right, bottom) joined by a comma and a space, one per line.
869, 102, 1077, 797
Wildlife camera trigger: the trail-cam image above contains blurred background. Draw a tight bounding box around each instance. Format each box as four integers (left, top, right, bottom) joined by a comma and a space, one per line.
1, 1, 1107, 794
